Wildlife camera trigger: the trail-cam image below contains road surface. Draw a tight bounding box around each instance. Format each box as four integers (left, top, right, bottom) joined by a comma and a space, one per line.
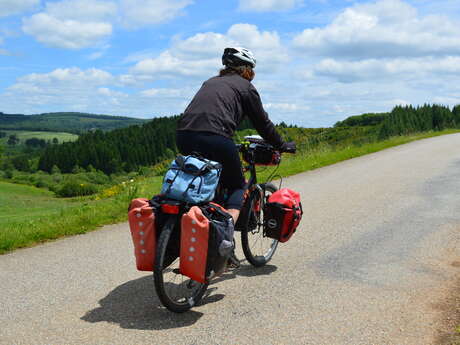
1, 134, 460, 345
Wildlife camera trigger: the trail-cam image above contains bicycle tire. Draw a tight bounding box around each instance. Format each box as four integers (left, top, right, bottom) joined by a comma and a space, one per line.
241, 183, 279, 267
153, 216, 208, 313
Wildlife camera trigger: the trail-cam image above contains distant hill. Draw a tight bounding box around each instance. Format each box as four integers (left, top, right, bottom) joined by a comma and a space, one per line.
0, 112, 150, 134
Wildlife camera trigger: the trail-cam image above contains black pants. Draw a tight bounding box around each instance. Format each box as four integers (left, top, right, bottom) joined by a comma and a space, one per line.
176, 130, 245, 210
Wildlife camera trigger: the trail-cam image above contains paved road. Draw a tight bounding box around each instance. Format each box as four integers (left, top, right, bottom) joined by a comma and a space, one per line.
1, 134, 460, 345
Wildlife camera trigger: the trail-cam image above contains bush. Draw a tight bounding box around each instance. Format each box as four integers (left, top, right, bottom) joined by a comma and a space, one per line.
35, 179, 49, 188
56, 181, 98, 197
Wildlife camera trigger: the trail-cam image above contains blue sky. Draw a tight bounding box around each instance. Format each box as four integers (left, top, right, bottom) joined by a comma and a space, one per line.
0, 0, 459, 127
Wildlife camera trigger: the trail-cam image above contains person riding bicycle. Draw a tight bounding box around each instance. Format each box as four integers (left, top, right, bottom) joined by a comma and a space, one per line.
176, 47, 296, 225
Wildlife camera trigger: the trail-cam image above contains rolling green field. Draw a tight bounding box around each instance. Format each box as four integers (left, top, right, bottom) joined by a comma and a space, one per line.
1, 129, 460, 254
0, 182, 83, 226
0, 130, 78, 145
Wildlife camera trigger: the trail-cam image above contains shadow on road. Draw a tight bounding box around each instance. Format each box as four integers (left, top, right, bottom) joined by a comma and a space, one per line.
210, 263, 278, 285
81, 264, 277, 330
81, 275, 204, 330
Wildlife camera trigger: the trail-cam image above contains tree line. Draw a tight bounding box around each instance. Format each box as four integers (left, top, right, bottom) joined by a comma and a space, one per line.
37, 115, 259, 175
38, 116, 179, 174
378, 104, 460, 139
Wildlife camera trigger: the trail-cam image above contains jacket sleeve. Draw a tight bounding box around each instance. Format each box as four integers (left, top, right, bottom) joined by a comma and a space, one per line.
242, 85, 284, 148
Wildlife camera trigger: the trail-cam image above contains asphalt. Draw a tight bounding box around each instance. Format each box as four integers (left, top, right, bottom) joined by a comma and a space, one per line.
1, 133, 460, 345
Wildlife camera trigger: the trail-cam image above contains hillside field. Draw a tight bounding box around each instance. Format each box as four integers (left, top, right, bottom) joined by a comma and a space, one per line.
0, 130, 78, 145
0, 181, 84, 227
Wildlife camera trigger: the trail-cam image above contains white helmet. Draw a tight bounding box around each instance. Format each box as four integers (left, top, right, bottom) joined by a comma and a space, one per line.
222, 47, 256, 68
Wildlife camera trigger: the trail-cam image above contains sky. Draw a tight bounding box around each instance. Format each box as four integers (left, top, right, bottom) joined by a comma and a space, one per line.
0, 0, 459, 127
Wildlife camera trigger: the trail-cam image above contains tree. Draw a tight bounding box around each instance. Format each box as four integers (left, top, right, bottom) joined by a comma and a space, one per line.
52, 137, 59, 144
25, 138, 46, 148
12, 155, 30, 171
51, 165, 61, 175
7, 134, 19, 146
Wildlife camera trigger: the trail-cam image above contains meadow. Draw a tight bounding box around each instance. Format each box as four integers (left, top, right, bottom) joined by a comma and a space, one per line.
0, 130, 78, 145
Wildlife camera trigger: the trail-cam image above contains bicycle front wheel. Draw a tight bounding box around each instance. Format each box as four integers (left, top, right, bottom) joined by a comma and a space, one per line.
241, 183, 279, 267
153, 217, 208, 313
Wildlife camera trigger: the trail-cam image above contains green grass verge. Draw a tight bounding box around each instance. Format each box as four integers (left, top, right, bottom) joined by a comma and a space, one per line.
1, 129, 459, 254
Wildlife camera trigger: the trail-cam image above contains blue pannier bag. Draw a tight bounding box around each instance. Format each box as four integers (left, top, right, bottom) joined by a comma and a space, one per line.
161, 155, 222, 204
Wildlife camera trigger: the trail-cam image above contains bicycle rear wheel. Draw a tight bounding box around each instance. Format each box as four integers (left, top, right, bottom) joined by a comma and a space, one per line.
153, 217, 208, 313
241, 183, 279, 267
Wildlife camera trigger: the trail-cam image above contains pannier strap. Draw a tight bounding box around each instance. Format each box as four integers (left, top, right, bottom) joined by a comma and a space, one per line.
175, 155, 222, 176
281, 201, 302, 240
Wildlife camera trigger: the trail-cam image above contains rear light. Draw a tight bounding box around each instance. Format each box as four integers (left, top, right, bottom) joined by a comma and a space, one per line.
161, 204, 180, 214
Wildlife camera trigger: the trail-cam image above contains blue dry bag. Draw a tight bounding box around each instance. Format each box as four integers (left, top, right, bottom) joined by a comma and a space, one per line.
161, 155, 222, 204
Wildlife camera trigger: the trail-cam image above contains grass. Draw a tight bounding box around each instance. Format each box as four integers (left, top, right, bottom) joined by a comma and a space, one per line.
0, 130, 78, 145
0, 176, 163, 254
1, 129, 460, 254
0, 182, 82, 226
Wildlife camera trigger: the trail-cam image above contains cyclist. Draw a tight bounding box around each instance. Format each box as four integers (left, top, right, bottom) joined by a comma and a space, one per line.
176, 47, 296, 225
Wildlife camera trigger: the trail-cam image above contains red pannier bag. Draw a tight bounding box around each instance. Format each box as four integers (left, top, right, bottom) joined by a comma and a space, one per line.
180, 204, 233, 283
263, 188, 303, 243
180, 206, 210, 283
128, 198, 157, 271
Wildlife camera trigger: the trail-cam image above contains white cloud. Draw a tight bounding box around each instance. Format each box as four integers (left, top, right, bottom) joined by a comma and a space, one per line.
265, 102, 309, 112
12, 67, 114, 86
2, 67, 138, 114
22, 0, 194, 49
238, 0, 302, 12
0, 0, 39, 17
120, 0, 193, 28
312, 56, 460, 82
22, 3, 113, 50
128, 23, 287, 83
97, 87, 126, 96
141, 88, 190, 98
293, 0, 460, 58
45, 0, 117, 21
131, 51, 216, 79
227, 24, 285, 58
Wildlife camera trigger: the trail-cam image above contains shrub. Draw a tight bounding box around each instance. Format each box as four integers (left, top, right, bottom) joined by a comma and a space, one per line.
56, 181, 98, 197
35, 179, 49, 188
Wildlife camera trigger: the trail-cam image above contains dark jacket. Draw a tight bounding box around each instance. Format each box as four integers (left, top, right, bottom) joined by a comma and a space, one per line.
177, 73, 284, 148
